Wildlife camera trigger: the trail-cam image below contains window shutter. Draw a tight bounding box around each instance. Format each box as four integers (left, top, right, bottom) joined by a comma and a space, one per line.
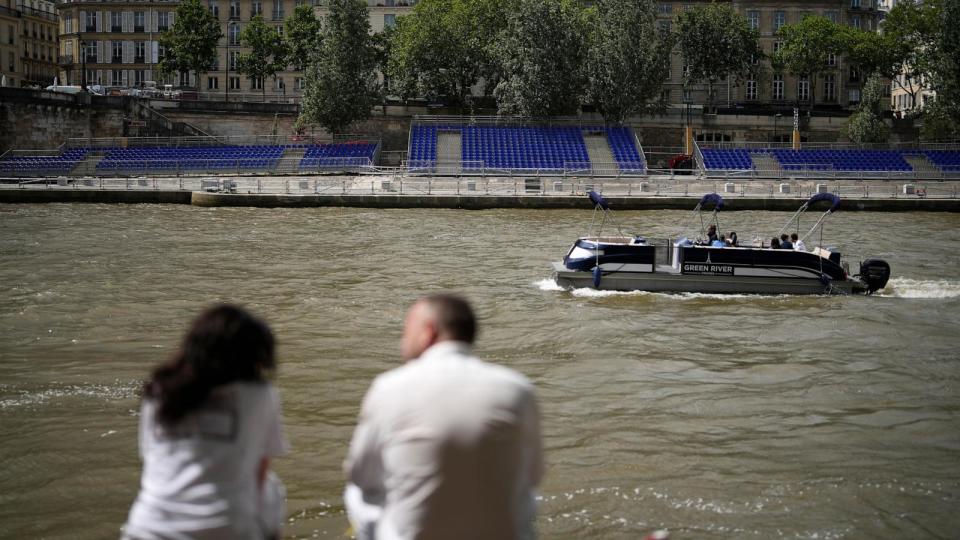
123, 12, 133, 33
96, 11, 102, 32
123, 41, 133, 63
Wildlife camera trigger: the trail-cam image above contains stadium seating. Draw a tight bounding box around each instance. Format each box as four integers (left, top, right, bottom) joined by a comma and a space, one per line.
300, 141, 378, 169
701, 148, 754, 170
407, 124, 644, 173
772, 149, 911, 172
923, 150, 960, 172
0, 148, 89, 174
96, 145, 285, 173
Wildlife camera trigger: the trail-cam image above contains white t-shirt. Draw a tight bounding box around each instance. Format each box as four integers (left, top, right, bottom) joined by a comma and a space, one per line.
794, 239, 807, 252
124, 381, 287, 540
344, 341, 543, 540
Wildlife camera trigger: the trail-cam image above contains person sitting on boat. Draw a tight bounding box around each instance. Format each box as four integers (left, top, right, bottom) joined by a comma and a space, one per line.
770, 237, 781, 249
791, 233, 806, 252
706, 225, 718, 244
780, 234, 793, 250
727, 232, 738, 247
711, 235, 726, 248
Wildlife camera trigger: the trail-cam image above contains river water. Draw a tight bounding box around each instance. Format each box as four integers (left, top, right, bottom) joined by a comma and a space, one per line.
1, 203, 959, 539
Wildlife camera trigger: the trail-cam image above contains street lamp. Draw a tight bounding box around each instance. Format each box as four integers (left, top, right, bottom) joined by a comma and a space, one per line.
80, 38, 87, 91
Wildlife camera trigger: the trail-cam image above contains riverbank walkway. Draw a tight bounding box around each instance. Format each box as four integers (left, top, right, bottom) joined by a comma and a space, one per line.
1, 174, 957, 211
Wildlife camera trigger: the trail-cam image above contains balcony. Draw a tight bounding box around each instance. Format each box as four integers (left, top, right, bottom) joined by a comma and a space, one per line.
0, 5, 21, 17
134, 55, 145, 63
271, 10, 283, 20
112, 56, 122, 63
134, 25, 144, 32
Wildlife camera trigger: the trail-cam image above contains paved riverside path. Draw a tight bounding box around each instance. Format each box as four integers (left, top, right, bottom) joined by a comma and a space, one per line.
1, 173, 957, 210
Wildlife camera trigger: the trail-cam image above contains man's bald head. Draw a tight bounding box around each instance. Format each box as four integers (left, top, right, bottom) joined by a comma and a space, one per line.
400, 295, 477, 361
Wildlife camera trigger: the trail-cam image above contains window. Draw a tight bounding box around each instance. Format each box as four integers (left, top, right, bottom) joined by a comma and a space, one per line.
158, 44, 166, 60
85, 40, 97, 63
824, 74, 836, 102
825, 10, 838, 23
135, 41, 145, 63
660, 88, 670, 102
773, 74, 784, 100
134, 11, 145, 32
658, 20, 671, 33
658, 3, 671, 15
229, 51, 239, 70
682, 88, 692, 103
272, 0, 283, 20
112, 41, 122, 63
798, 76, 810, 102
7, 51, 13, 72
229, 76, 240, 89
112, 69, 122, 86
86, 68, 97, 84
294, 77, 303, 90
849, 88, 861, 104
746, 77, 757, 100
208, 76, 219, 89
85, 11, 96, 32
158, 12, 169, 32
208, 1, 219, 18
275, 77, 284, 90
111, 11, 122, 32
230, 0, 240, 19
827, 53, 836, 67
773, 41, 782, 55
179, 71, 190, 86
276, 25, 283, 36
64, 13, 73, 33
251, 76, 263, 90
748, 11, 759, 31
851, 15, 861, 29
229, 23, 240, 45
850, 67, 860, 82
135, 69, 145, 86
252, 0, 262, 16
851, 0, 861, 7
774, 11, 786, 31
384, 14, 396, 28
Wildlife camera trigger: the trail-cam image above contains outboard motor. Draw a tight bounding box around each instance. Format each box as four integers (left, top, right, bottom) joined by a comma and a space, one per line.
859, 259, 891, 293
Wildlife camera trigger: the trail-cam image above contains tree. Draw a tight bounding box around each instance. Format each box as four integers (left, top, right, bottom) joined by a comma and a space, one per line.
843, 73, 889, 143
674, 3, 762, 114
386, 0, 510, 108
237, 15, 288, 101
585, 0, 673, 123
876, 0, 942, 112
773, 15, 849, 110
285, 4, 322, 72
492, 0, 589, 116
928, 0, 960, 130
299, 0, 379, 134
157, 0, 223, 92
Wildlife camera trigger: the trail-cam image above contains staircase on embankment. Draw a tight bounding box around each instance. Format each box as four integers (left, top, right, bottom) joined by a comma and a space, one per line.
751, 153, 782, 175
70, 153, 104, 176
436, 131, 462, 174
583, 132, 616, 175
275, 147, 306, 174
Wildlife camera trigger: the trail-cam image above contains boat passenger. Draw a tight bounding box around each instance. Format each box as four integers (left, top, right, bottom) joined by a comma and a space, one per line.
711, 235, 726, 248
780, 234, 794, 250
727, 232, 738, 247
707, 225, 718, 244
770, 237, 781, 249
791, 233, 806, 252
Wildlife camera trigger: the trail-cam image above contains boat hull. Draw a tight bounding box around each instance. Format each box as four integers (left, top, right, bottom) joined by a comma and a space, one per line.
552, 262, 866, 295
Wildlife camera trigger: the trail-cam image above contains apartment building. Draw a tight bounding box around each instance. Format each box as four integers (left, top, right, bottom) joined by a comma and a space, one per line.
659, 0, 883, 113
0, 0, 57, 87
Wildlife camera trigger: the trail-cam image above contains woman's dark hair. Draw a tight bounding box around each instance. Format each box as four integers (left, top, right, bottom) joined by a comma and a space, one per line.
144, 304, 275, 427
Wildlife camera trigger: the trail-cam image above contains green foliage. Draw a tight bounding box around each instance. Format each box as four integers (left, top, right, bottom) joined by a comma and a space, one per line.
586, 0, 673, 123
773, 15, 849, 109
299, 0, 379, 134
386, 0, 510, 106
920, 99, 959, 141
285, 4, 322, 72
492, 0, 589, 116
843, 73, 889, 144
878, 0, 942, 104
237, 15, 288, 98
157, 0, 223, 90
929, 0, 960, 129
674, 2, 762, 113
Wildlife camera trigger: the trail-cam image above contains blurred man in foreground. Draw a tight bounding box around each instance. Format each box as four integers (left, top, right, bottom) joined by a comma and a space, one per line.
344, 294, 543, 540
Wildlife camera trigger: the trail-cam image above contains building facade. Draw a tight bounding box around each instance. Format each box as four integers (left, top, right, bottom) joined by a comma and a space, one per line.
0, 0, 57, 87
659, 0, 884, 115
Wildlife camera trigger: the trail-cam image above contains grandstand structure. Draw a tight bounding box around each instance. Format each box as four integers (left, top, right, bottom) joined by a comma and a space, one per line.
0, 135, 380, 177
695, 141, 960, 179
406, 117, 646, 177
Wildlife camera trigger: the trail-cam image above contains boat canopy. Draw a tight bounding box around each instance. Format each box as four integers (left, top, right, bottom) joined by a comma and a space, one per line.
699, 192, 724, 210
588, 190, 610, 210
805, 192, 841, 213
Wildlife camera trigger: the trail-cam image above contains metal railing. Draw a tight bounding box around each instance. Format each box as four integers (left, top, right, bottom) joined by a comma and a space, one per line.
401, 160, 646, 178
5, 175, 958, 201
62, 133, 380, 149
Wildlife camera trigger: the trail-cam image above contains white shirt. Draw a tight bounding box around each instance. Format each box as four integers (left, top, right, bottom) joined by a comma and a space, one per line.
794, 239, 807, 252
344, 341, 544, 540
124, 382, 287, 540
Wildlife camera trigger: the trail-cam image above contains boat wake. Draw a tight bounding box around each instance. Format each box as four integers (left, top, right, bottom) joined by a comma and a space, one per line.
877, 278, 960, 299
534, 279, 777, 300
